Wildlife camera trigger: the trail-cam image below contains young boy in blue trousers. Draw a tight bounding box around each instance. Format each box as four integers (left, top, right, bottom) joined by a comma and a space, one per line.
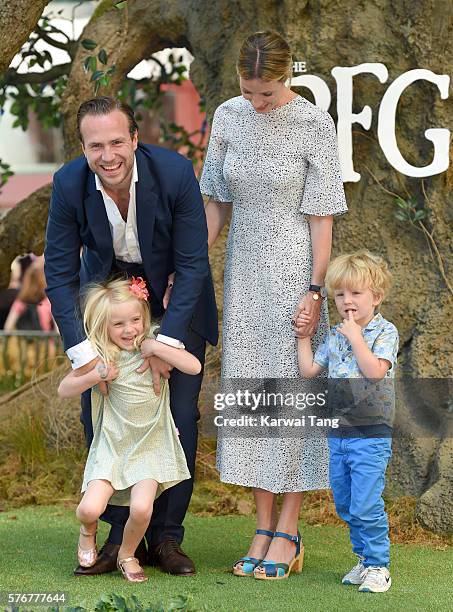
297, 250, 398, 593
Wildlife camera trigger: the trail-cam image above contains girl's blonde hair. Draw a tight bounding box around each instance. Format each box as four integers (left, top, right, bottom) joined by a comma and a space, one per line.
237, 30, 293, 82
325, 250, 393, 300
82, 277, 151, 363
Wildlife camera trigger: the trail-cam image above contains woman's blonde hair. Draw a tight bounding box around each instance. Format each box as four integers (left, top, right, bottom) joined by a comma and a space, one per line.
325, 250, 393, 301
82, 277, 151, 363
237, 30, 293, 82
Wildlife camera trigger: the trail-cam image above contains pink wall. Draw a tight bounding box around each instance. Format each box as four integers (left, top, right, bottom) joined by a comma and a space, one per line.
0, 173, 53, 210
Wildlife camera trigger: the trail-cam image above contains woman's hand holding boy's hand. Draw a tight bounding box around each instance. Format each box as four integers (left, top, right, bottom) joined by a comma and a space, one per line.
337, 310, 362, 342
292, 293, 321, 338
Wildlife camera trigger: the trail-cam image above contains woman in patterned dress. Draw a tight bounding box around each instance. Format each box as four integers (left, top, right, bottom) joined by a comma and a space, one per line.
200, 31, 347, 579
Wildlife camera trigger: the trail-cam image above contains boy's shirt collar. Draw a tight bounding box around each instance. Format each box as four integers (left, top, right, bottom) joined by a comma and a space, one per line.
363, 312, 383, 332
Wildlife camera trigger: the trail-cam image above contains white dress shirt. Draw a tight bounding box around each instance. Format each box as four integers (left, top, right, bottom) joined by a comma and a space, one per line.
66, 156, 183, 369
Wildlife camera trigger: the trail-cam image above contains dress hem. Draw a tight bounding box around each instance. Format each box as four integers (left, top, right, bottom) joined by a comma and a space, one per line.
218, 475, 330, 494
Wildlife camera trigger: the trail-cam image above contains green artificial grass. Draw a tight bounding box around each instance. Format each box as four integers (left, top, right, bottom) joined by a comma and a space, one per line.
0, 506, 452, 612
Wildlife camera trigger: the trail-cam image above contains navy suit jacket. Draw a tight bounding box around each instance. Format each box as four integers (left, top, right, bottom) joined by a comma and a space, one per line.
44, 143, 218, 352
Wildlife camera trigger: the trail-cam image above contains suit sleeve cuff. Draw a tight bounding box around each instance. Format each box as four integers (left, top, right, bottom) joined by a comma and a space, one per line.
156, 333, 185, 350
66, 339, 99, 369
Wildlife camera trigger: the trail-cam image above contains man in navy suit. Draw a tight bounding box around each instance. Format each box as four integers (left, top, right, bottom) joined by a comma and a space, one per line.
45, 97, 218, 576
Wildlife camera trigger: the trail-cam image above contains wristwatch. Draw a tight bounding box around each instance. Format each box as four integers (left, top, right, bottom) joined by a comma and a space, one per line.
309, 284, 327, 301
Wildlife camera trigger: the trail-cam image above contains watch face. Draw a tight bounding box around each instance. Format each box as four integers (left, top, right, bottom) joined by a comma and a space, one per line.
312, 293, 319, 301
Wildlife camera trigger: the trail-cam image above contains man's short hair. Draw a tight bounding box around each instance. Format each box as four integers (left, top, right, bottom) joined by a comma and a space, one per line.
76, 96, 139, 142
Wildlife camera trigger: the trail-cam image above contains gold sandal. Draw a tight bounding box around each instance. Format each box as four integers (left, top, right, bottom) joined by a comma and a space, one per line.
77, 526, 98, 568
117, 556, 148, 583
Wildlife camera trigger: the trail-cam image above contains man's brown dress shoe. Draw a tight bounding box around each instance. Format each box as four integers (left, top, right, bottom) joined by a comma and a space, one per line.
74, 540, 148, 576
150, 537, 196, 576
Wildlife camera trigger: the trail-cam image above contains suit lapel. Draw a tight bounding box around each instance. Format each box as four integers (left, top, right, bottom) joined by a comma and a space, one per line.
135, 148, 158, 277
84, 172, 114, 267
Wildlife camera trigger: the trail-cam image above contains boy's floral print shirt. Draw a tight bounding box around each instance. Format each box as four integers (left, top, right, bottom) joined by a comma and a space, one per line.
314, 313, 399, 378
314, 313, 399, 429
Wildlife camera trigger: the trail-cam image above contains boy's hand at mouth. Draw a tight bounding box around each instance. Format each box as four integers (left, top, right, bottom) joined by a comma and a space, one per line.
338, 310, 362, 342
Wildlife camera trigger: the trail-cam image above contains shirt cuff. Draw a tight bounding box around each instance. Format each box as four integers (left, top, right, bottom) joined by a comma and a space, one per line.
156, 333, 185, 350
66, 339, 99, 369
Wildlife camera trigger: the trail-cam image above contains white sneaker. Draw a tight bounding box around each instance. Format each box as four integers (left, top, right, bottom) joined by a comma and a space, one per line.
341, 558, 366, 585
359, 566, 392, 592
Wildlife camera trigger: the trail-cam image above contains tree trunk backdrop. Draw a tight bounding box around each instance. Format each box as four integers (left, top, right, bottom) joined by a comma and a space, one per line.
0, 0, 451, 533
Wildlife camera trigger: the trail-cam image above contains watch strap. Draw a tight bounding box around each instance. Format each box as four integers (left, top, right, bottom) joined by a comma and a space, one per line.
309, 284, 327, 298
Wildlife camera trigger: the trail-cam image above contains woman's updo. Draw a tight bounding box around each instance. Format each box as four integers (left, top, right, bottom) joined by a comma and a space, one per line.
237, 31, 293, 82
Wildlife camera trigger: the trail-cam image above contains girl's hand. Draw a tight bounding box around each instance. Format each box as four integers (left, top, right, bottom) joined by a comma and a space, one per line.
163, 272, 175, 310
337, 310, 362, 342
96, 362, 119, 383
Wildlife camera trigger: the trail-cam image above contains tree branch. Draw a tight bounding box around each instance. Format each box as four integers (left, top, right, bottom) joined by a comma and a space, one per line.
2, 63, 71, 86
35, 25, 78, 58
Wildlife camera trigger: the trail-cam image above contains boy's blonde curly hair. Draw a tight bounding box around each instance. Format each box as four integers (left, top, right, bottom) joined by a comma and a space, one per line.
325, 250, 393, 301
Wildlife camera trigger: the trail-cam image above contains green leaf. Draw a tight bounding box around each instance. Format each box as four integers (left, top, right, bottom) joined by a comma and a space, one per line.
115, 1, 128, 8
395, 196, 410, 210
98, 48, 108, 65
91, 70, 105, 82
83, 56, 93, 72
394, 210, 408, 222
81, 38, 97, 51
413, 209, 427, 221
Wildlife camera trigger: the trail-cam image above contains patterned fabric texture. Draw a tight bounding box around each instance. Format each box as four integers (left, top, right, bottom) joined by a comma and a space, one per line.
200, 95, 347, 492
314, 313, 399, 429
81, 349, 190, 505
314, 313, 399, 378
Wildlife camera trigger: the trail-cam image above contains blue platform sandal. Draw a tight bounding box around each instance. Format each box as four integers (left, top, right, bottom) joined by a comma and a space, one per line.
254, 531, 304, 580
232, 529, 274, 577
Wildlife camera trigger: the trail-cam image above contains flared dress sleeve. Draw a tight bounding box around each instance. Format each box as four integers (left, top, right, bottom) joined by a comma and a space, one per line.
199, 106, 233, 203
300, 112, 348, 216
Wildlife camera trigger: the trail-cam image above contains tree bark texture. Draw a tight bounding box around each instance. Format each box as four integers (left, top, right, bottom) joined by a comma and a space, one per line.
0, 0, 49, 73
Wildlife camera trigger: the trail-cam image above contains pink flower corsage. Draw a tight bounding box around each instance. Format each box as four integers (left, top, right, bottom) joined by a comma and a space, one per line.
129, 276, 149, 301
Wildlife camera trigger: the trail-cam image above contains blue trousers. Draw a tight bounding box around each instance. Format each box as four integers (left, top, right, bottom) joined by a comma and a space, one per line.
328, 436, 392, 567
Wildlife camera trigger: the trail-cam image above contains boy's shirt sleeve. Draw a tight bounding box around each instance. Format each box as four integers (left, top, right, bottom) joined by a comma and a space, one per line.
314, 334, 330, 369
372, 321, 399, 374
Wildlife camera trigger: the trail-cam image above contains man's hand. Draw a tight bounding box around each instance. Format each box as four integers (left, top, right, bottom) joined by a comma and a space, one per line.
292, 293, 322, 338
337, 310, 362, 343
74, 356, 108, 396
136, 354, 173, 395
96, 362, 119, 383
163, 272, 175, 310
139, 338, 157, 358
